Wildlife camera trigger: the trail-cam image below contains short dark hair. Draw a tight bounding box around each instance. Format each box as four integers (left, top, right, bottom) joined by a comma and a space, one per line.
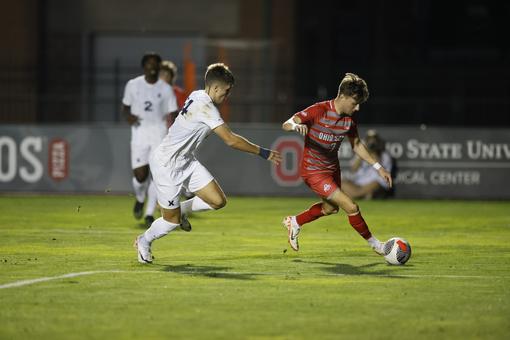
141, 52, 162, 67
160, 60, 177, 79
338, 73, 369, 104
205, 63, 235, 86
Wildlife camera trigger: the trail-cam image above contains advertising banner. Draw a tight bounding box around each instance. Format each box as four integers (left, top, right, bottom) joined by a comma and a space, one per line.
1, 124, 509, 199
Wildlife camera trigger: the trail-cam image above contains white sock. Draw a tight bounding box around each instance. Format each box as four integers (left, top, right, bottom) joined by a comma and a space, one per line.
367, 236, 381, 248
145, 180, 157, 216
132, 177, 149, 203
291, 216, 300, 228
143, 217, 180, 244
180, 196, 214, 215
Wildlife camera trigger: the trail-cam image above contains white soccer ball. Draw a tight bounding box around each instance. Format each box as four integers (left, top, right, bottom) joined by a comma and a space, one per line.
383, 237, 412, 265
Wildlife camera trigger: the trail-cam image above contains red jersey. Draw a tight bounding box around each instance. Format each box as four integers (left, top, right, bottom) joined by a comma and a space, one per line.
294, 100, 358, 176
167, 85, 189, 127
173, 85, 187, 109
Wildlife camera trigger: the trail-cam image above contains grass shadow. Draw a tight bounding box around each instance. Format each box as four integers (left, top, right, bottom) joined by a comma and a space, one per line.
293, 259, 410, 278
153, 263, 257, 281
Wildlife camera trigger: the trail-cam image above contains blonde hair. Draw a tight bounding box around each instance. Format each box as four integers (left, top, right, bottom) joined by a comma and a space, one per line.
160, 60, 178, 79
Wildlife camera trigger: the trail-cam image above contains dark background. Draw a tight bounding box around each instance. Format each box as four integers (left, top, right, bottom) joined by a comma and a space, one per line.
1, 0, 508, 126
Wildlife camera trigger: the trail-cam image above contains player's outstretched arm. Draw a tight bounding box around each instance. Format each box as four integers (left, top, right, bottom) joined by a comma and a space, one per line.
350, 134, 392, 188
282, 116, 308, 136
214, 124, 281, 165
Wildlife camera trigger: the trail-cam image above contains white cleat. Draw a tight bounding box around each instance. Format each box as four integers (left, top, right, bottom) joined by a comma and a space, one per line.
134, 235, 153, 264
282, 216, 300, 251
180, 214, 192, 232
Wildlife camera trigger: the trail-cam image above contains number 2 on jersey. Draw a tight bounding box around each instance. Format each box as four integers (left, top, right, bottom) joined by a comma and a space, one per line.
180, 99, 194, 116
144, 101, 153, 112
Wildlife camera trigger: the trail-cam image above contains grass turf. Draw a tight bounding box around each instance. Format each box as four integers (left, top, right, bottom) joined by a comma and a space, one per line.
0, 195, 509, 339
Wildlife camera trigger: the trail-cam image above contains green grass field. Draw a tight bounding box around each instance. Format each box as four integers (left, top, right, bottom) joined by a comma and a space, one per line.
0, 195, 509, 339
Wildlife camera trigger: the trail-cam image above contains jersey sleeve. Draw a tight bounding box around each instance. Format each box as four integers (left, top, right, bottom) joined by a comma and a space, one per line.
293, 102, 324, 124
122, 80, 133, 106
202, 103, 225, 129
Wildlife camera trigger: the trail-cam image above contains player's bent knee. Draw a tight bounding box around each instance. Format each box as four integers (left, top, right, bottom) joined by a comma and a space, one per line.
344, 203, 359, 215
322, 207, 339, 215
210, 197, 227, 210
133, 168, 149, 183
134, 173, 146, 183
161, 209, 181, 224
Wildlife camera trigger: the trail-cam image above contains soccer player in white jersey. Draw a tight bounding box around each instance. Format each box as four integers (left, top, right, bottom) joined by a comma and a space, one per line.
134, 63, 281, 264
122, 52, 178, 228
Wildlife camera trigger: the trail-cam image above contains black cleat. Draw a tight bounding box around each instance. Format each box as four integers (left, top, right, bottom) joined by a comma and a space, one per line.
180, 214, 192, 232
144, 215, 155, 228
133, 200, 144, 220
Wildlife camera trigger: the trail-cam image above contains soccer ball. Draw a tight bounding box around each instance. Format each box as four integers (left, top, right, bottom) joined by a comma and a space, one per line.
383, 237, 411, 265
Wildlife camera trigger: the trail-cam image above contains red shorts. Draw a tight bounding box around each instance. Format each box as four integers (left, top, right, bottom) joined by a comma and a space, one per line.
302, 171, 341, 198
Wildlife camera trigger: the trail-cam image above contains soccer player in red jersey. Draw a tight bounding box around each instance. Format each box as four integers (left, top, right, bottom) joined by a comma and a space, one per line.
160, 60, 188, 126
281, 73, 392, 255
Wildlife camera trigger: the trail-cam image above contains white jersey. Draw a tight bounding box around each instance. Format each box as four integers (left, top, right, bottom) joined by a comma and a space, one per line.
122, 75, 178, 144
151, 90, 224, 181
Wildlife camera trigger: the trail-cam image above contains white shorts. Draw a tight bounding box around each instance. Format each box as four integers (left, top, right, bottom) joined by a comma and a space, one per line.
131, 140, 159, 169
150, 160, 214, 209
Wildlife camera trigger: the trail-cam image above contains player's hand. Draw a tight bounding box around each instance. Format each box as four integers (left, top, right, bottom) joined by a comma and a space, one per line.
268, 150, 282, 165
294, 124, 308, 136
378, 168, 393, 188
127, 114, 140, 126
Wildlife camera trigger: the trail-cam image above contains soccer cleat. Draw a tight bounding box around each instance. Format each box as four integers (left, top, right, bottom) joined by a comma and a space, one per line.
144, 215, 155, 228
180, 214, 192, 232
371, 240, 386, 256
133, 200, 144, 220
282, 216, 300, 251
134, 235, 152, 264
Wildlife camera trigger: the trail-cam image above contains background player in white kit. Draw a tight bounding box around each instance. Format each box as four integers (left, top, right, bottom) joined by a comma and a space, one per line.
122, 52, 178, 228
134, 63, 281, 264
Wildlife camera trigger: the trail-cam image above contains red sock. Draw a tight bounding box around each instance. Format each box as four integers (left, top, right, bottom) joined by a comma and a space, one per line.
296, 203, 324, 226
348, 212, 372, 240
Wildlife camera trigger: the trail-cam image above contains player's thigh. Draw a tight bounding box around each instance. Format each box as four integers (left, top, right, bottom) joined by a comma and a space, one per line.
193, 179, 226, 209
302, 173, 338, 198
187, 162, 226, 209
326, 189, 359, 215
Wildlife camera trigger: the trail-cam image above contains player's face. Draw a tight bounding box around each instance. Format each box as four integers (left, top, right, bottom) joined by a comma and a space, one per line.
209, 82, 233, 105
341, 95, 360, 115
143, 57, 160, 78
